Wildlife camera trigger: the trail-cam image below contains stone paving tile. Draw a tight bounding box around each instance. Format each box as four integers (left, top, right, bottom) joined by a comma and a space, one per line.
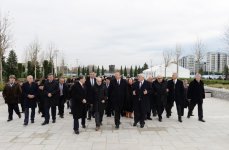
0, 97, 229, 150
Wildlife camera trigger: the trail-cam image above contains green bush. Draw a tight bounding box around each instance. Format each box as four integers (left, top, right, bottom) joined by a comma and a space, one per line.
0, 82, 5, 91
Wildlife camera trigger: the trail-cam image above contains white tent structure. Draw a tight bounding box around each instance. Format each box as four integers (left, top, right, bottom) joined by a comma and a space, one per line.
143, 63, 190, 78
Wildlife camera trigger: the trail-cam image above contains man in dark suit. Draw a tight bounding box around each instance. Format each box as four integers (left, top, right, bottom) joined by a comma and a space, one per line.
132, 74, 152, 128
187, 73, 206, 122
58, 77, 69, 118
167, 73, 185, 122
105, 77, 113, 117
42, 73, 59, 125
2, 75, 22, 122
71, 75, 87, 134
109, 71, 127, 129
22, 75, 39, 126
85, 72, 96, 120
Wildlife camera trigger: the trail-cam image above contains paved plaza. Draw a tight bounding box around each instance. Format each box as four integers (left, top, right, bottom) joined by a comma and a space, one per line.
0, 96, 229, 150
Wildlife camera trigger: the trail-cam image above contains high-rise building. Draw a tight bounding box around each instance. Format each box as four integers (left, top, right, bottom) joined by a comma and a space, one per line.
178, 55, 195, 74
206, 52, 227, 73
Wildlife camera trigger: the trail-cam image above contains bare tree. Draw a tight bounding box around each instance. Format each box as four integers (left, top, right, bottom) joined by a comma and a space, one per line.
224, 27, 229, 49
194, 38, 205, 74
26, 39, 41, 79
174, 44, 182, 75
163, 49, 172, 78
0, 13, 12, 82
46, 42, 57, 74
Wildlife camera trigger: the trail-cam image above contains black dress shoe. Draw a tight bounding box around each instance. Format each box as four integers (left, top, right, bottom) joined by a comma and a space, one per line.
42, 122, 49, 125
115, 125, 119, 129
74, 130, 79, 134
166, 115, 170, 118
52, 120, 56, 123
133, 123, 137, 126
187, 115, 190, 118
178, 117, 182, 123
60, 115, 64, 118
199, 119, 206, 122
31, 120, 34, 123
158, 117, 162, 122
147, 117, 152, 120
18, 113, 21, 118
7, 119, 12, 122
23, 122, 28, 126
140, 124, 144, 128
87, 118, 91, 121
82, 125, 86, 128
41, 114, 45, 117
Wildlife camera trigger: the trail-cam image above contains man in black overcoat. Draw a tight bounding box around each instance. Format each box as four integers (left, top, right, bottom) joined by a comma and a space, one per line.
71, 76, 87, 134
85, 72, 96, 120
22, 75, 39, 125
187, 73, 206, 122
42, 73, 59, 125
167, 73, 185, 122
109, 72, 127, 129
132, 74, 152, 128
58, 77, 69, 118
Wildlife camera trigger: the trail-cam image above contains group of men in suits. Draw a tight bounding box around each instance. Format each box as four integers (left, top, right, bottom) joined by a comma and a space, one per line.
2, 71, 206, 135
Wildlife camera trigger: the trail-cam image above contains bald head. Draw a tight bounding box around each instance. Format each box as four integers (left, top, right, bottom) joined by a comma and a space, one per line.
96, 77, 103, 86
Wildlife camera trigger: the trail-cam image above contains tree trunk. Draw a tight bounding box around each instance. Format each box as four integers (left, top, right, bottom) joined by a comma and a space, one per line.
0, 54, 3, 83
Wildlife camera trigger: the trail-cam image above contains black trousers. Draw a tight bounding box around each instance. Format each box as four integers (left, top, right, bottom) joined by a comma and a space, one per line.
58, 96, 65, 116
95, 111, 104, 127
44, 105, 56, 123
24, 107, 35, 123
73, 117, 86, 130
106, 99, 113, 116
7, 104, 20, 120
165, 100, 174, 116
188, 99, 203, 119
134, 101, 145, 125
156, 102, 166, 118
114, 107, 122, 126
87, 104, 94, 119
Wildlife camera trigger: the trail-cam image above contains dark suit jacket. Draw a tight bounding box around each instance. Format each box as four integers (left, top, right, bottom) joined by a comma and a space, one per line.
85, 78, 96, 104
109, 78, 127, 109
167, 79, 185, 105
132, 80, 152, 113
187, 79, 205, 102
58, 82, 69, 100
21, 82, 39, 108
43, 80, 59, 107
71, 81, 87, 119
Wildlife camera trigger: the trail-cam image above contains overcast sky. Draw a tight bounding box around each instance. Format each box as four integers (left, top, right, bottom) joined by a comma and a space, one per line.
1, 0, 229, 69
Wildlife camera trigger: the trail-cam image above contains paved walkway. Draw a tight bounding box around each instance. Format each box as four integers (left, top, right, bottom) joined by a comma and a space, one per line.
0, 97, 229, 150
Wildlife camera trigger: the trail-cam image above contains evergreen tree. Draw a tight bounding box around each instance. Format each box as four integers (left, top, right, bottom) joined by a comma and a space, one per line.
124, 66, 127, 76
224, 65, 229, 80
86, 67, 90, 76
101, 66, 105, 75
129, 66, 133, 77
134, 66, 138, 77
120, 66, 123, 75
82, 66, 85, 75
96, 66, 100, 76
142, 62, 149, 71
137, 65, 141, 74
78, 66, 81, 76
6, 50, 18, 78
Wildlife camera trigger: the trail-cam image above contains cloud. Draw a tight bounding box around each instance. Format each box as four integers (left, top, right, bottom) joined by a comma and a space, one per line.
1, 0, 229, 68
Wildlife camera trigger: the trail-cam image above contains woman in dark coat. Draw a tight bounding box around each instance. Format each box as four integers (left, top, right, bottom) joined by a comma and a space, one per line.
152, 75, 168, 122
21, 75, 39, 125
93, 77, 107, 131
125, 78, 134, 118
